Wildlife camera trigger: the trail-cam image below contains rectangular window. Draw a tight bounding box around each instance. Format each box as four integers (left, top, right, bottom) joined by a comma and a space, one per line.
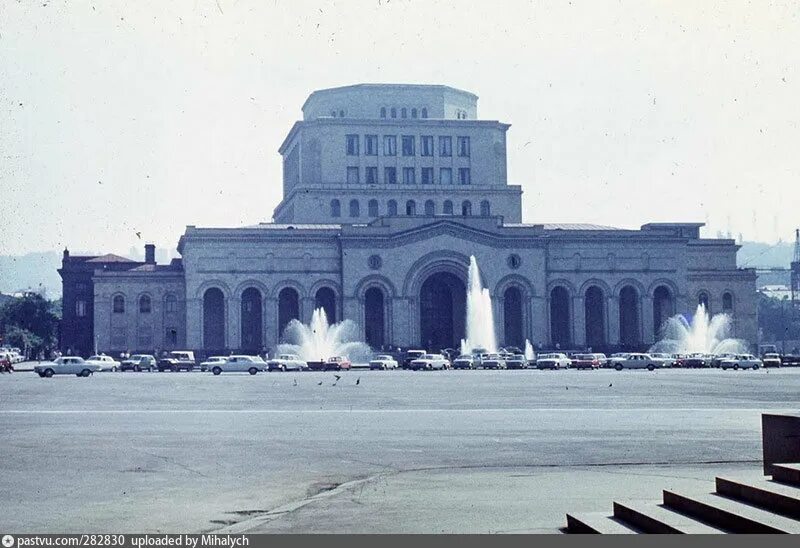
138, 327, 153, 348
402, 167, 416, 185
421, 135, 434, 156
440, 167, 453, 185
366, 166, 378, 184
364, 134, 378, 156
421, 167, 434, 185
346, 134, 359, 156
457, 136, 470, 157
75, 300, 86, 317
383, 135, 396, 156
439, 136, 452, 157
347, 166, 360, 184
384, 167, 397, 184
458, 167, 471, 185
401, 135, 415, 156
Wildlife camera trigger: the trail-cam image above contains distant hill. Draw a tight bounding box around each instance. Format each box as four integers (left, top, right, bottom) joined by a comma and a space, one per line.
0, 241, 793, 299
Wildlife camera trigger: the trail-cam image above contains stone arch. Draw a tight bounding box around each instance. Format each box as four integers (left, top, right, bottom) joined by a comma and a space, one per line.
651, 283, 676, 338
233, 280, 269, 301
424, 199, 435, 216
696, 290, 712, 315
722, 290, 734, 314
402, 250, 471, 297
276, 286, 301, 340
406, 200, 416, 215
461, 200, 472, 216
194, 280, 232, 300
138, 293, 153, 314
419, 270, 467, 351
112, 293, 126, 314
203, 287, 226, 351
312, 282, 339, 324
355, 275, 398, 300
330, 199, 341, 218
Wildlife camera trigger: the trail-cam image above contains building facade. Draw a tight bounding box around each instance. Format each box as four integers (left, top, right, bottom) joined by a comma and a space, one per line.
61, 84, 758, 357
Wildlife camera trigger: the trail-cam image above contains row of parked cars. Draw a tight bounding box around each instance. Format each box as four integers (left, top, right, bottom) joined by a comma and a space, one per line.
0, 346, 25, 365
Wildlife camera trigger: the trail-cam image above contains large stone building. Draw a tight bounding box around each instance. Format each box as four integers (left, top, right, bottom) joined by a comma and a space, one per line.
60, 84, 757, 357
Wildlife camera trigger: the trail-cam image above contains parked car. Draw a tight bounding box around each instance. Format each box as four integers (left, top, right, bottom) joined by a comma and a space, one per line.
267, 354, 308, 372
324, 356, 352, 371
535, 353, 572, 370
209, 355, 266, 375
672, 354, 687, 368
683, 353, 710, 368
403, 349, 426, 369
591, 353, 609, 368
86, 355, 121, 372
572, 353, 600, 370
610, 353, 660, 371
369, 355, 399, 370
120, 354, 157, 372
158, 351, 197, 372
505, 354, 528, 369
762, 353, 782, 368
781, 354, 800, 366
452, 355, 478, 369
650, 353, 676, 368
709, 353, 737, 368
200, 356, 229, 371
719, 354, 762, 370
410, 353, 450, 370
35, 357, 100, 377
481, 353, 507, 370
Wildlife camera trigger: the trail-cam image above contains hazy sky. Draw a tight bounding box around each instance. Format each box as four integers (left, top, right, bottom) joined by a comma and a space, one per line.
2, 0, 799, 258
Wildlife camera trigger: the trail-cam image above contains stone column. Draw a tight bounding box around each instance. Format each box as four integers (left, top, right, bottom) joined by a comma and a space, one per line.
186, 298, 202, 351
301, 297, 314, 324
641, 295, 655, 345
264, 297, 277, 356
531, 295, 548, 349
573, 295, 586, 348
394, 297, 413, 348
228, 297, 241, 351
607, 295, 620, 346
493, 296, 504, 347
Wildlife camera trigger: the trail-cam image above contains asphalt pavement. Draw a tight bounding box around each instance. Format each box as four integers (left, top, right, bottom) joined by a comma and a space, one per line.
1, 367, 798, 533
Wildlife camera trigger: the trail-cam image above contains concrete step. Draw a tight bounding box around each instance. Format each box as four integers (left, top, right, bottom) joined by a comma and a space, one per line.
612, 500, 725, 534
565, 512, 640, 534
771, 463, 800, 487
663, 490, 800, 533
716, 476, 800, 520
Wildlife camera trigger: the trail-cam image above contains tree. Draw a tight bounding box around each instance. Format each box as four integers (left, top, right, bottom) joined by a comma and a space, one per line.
0, 293, 59, 356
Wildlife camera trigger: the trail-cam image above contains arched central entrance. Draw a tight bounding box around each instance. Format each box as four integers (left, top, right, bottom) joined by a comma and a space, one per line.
419, 272, 466, 351
240, 288, 263, 353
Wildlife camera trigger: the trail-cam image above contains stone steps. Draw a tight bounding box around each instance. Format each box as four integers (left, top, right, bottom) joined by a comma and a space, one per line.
566, 463, 800, 534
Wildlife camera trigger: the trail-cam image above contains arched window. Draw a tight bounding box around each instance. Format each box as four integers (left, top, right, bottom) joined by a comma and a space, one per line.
390, 107, 397, 118
330, 110, 336, 117
165, 293, 177, 313
368, 199, 379, 217
480, 200, 490, 216
401, 107, 407, 118
443, 200, 454, 215
139, 295, 152, 314
411, 108, 418, 118
112, 295, 125, 314
698, 292, 710, 314
330, 199, 341, 218
461, 200, 472, 216
424, 200, 435, 216
387, 200, 398, 216
421, 107, 428, 118
380, 107, 386, 118
349, 199, 360, 217
722, 292, 733, 313
339, 110, 345, 117
406, 200, 416, 215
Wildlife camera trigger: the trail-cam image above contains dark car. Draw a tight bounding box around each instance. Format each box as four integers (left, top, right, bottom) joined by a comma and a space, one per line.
781, 354, 800, 366
157, 351, 197, 372
403, 350, 426, 369
505, 354, 528, 369
684, 354, 710, 368
572, 354, 600, 370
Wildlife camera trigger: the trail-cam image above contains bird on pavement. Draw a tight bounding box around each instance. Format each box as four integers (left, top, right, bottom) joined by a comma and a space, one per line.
565, 386, 569, 390
609, 383, 613, 387
356, 377, 360, 385
334, 374, 342, 381
293, 378, 298, 386
317, 381, 323, 386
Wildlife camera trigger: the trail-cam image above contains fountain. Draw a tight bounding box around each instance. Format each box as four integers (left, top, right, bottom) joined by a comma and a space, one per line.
460, 256, 498, 355
524, 339, 535, 361
648, 303, 748, 355
278, 308, 373, 363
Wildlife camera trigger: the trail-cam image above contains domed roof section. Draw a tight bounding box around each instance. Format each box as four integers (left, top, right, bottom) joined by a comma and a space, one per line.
301, 83, 478, 121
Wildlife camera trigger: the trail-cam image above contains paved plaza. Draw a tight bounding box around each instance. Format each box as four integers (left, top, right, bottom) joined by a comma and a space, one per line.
1, 368, 798, 533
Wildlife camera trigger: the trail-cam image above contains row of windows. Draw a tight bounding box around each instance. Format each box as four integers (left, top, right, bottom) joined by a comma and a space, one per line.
112, 294, 179, 314
346, 166, 471, 185
346, 135, 470, 157
331, 198, 491, 218
380, 107, 429, 119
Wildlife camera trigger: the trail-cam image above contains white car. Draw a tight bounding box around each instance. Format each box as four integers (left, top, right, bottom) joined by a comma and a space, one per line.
720, 354, 762, 370
86, 355, 121, 371
210, 355, 267, 375
35, 357, 101, 377
611, 353, 660, 371
649, 353, 675, 368
410, 353, 450, 370
200, 356, 229, 371
267, 354, 308, 372
536, 353, 572, 370
369, 354, 399, 370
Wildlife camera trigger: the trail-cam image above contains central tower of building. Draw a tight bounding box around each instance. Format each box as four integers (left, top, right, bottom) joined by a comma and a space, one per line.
274, 83, 521, 223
